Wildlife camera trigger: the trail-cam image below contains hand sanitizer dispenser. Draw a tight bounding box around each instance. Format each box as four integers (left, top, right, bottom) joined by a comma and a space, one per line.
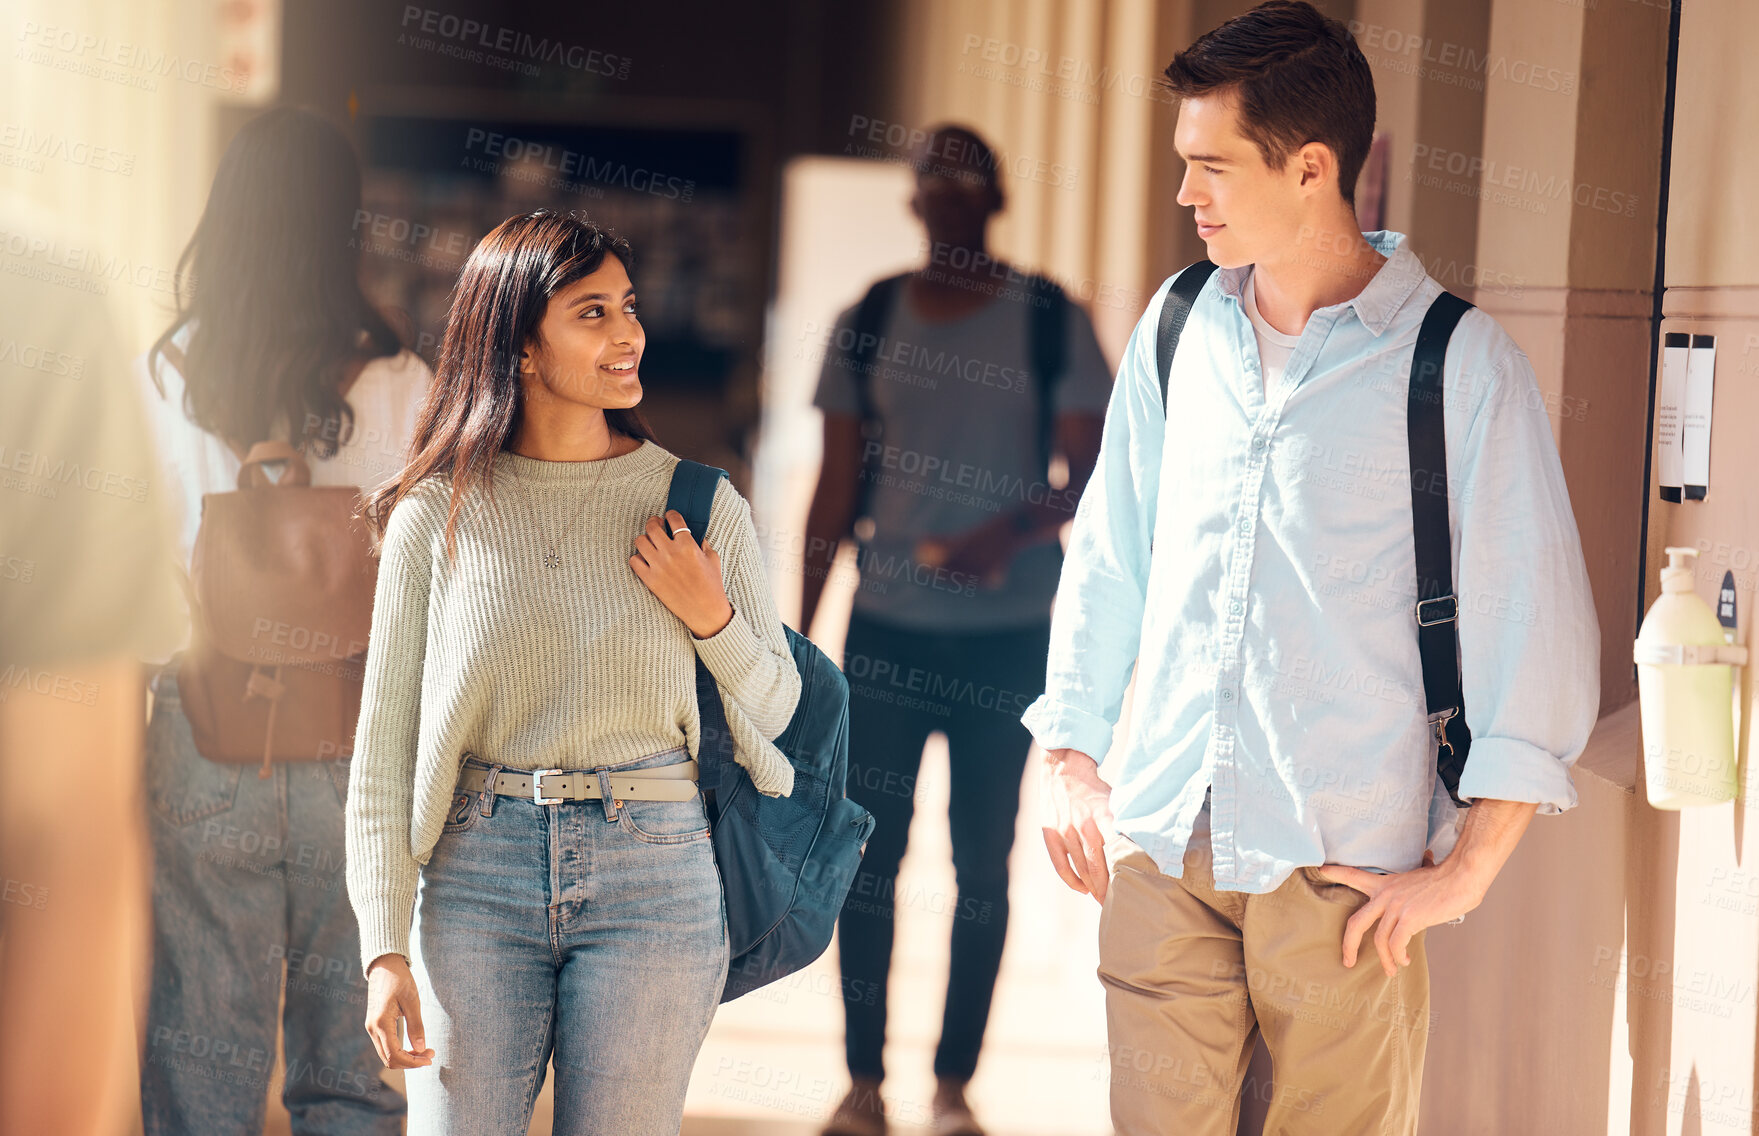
1633, 547, 1747, 808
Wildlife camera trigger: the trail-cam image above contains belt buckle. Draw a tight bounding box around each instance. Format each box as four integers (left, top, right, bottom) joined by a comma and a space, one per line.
531, 768, 565, 805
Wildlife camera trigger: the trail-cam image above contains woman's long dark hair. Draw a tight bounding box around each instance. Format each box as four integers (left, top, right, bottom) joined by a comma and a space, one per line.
146, 106, 402, 458
363, 210, 657, 558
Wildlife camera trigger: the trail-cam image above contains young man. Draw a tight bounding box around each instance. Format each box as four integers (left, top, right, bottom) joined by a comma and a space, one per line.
802, 125, 1110, 1136
1021, 4, 1599, 1133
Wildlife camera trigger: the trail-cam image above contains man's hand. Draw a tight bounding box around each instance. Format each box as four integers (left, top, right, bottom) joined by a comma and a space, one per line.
364, 953, 435, 1069
916, 520, 1019, 589
1314, 850, 1482, 977
1315, 797, 1539, 976
1041, 748, 1115, 903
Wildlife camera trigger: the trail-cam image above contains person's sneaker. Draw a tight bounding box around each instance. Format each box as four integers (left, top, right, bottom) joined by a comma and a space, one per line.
822, 1078, 887, 1136
932, 1077, 985, 1136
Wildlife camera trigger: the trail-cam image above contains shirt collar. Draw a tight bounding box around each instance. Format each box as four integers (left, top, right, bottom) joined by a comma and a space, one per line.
1214, 229, 1427, 338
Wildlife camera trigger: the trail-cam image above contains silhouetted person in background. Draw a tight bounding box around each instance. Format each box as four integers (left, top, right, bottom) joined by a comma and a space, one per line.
802, 124, 1110, 1136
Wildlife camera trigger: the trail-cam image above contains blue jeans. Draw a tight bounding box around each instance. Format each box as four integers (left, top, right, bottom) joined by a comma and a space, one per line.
141, 656, 403, 1136
407, 747, 728, 1136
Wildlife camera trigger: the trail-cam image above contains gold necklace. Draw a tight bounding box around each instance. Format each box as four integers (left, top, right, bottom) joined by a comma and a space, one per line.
503, 440, 610, 569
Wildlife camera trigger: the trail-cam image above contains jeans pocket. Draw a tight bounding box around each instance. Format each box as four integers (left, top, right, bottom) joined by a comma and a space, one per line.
442, 789, 481, 834
617, 796, 711, 844
145, 705, 242, 828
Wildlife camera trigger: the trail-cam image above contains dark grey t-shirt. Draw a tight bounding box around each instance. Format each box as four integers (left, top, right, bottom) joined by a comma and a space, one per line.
813, 282, 1111, 632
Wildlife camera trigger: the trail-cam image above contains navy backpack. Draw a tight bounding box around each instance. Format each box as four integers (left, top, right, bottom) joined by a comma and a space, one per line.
667, 459, 877, 1001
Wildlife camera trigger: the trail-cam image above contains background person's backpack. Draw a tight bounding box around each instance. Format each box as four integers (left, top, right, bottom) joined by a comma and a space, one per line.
156, 344, 377, 779
667, 459, 876, 1002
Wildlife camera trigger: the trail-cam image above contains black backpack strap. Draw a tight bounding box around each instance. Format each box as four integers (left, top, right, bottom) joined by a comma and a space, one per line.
1026, 274, 1068, 478
1157, 260, 1219, 415
1407, 290, 1475, 808
848, 274, 906, 530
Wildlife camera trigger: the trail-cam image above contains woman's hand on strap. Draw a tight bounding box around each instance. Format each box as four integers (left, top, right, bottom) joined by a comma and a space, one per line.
630, 509, 734, 639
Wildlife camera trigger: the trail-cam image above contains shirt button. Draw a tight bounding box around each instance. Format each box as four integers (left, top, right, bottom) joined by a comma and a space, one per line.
1229, 599, 1244, 615
1220, 688, 1236, 703
1253, 436, 1268, 450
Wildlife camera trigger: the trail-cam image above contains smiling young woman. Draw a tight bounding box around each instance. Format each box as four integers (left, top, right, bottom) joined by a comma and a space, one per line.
347, 210, 800, 1135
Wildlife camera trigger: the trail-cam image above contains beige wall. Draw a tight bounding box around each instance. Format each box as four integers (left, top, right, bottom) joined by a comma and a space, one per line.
1432, 0, 1759, 1131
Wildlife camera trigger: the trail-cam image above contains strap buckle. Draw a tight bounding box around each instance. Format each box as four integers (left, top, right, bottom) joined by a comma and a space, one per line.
1428, 708, 1458, 755
531, 768, 566, 805
1416, 594, 1458, 627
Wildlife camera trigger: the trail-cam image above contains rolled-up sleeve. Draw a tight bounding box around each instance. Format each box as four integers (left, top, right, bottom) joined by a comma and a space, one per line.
1021, 278, 1173, 761
1451, 343, 1600, 813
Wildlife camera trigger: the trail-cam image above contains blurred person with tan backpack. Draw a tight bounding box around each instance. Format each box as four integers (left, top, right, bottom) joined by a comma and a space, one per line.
134, 107, 431, 1135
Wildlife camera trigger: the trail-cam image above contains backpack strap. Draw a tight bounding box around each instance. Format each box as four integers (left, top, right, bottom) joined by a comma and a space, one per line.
1406, 290, 1475, 808
1157, 260, 1220, 415
666, 457, 727, 544
848, 274, 907, 530
1026, 274, 1068, 478
666, 458, 734, 808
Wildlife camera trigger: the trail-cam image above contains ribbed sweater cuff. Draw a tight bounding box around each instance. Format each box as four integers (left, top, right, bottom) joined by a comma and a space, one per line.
357, 886, 417, 980
691, 603, 766, 687
742, 738, 797, 798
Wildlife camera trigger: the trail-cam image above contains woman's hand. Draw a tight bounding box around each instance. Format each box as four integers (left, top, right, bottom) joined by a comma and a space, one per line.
364, 953, 434, 1069
630, 509, 735, 638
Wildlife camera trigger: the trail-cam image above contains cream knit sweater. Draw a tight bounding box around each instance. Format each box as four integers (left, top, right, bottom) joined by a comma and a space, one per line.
344, 439, 800, 977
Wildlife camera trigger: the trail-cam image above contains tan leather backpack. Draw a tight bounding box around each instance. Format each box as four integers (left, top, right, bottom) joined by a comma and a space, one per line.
159, 345, 378, 778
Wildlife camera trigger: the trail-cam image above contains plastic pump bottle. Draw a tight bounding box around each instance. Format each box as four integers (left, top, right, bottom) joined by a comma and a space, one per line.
1635, 547, 1739, 808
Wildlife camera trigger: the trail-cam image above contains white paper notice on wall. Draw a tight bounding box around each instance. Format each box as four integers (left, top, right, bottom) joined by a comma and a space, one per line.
1657, 332, 1688, 502
1682, 334, 1716, 501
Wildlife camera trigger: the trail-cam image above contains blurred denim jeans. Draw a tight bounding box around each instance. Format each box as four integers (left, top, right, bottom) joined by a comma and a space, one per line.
140, 654, 403, 1135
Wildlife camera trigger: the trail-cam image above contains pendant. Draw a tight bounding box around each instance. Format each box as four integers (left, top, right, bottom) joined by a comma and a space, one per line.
543, 549, 561, 569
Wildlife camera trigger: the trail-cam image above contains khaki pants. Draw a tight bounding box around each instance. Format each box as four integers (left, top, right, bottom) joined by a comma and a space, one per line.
1098, 809, 1429, 1135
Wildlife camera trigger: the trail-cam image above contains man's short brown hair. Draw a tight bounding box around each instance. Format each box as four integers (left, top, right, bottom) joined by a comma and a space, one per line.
1162, 0, 1375, 206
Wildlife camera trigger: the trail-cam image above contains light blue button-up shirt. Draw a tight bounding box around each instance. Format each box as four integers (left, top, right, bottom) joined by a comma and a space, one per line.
1021, 231, 1600, 893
